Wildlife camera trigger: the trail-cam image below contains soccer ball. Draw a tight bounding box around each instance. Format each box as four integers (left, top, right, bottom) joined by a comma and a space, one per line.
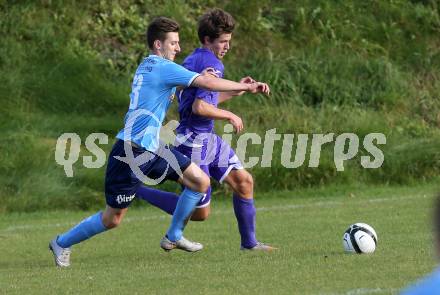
342, 223, 378, 254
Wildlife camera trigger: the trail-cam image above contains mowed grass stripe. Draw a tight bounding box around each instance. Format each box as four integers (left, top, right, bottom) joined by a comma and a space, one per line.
0, 193, 430, 233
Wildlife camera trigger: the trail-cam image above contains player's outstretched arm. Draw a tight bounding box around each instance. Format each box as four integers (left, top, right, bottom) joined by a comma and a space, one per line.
218, 77, 271, 103
218, 76, 255, 103
192, 75, 256, 93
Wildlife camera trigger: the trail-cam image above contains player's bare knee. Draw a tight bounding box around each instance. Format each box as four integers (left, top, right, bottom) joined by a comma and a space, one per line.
182, 163, 210, 192
194, 173, 210, 193
103, 216, 122, 229
245, 173, 254, 188
236, 173, 254, 197
102, 212, 124, 229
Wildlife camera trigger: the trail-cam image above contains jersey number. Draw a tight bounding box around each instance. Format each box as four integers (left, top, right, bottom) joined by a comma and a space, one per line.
129, 74, 143, 110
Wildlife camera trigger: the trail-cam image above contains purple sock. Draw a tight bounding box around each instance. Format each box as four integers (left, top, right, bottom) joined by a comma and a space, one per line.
136, 186, 179, 215
233, 194, 258, 248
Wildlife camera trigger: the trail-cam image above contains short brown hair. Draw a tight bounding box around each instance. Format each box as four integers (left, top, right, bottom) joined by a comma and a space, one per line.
198, 8, 235, 44
147, 17, 180, 49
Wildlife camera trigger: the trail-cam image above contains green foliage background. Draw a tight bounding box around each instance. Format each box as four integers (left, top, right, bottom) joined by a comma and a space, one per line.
1, 0, 439, 212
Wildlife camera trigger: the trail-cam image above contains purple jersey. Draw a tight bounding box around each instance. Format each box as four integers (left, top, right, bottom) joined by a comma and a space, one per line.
177, 48, 224, 135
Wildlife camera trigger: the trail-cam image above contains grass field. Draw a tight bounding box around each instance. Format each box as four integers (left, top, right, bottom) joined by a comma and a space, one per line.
2, 2, 439, 294
1, 183, 438, 294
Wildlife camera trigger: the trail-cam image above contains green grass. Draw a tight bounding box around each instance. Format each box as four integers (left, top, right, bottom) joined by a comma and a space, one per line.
1, 184, 438, 294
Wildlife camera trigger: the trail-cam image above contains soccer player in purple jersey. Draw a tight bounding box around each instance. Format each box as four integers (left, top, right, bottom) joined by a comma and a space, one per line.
137, 9, 275, 251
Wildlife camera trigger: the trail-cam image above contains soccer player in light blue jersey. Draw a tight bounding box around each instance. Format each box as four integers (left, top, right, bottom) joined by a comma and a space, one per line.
401, 194, 440, 295
136, 9, 275, 251
49, 17, 268, 267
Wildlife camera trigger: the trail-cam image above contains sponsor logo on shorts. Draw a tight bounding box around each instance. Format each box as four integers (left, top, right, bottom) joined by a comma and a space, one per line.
116, 194, 136, 205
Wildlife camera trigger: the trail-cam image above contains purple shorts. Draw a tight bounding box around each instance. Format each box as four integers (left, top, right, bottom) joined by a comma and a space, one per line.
175, 133, 243, 208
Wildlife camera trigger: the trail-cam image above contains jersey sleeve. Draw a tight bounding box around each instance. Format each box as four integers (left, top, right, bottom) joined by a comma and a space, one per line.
194, 59, 223, 105
194, 89, 217, 104
161, 62, 200, 87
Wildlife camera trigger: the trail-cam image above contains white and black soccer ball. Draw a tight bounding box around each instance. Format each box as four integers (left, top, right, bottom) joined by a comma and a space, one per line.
342, 223, 378, 254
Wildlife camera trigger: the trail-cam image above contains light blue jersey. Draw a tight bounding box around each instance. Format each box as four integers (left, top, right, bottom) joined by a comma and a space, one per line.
401, 267, 440, 295
116, 55, 199, 152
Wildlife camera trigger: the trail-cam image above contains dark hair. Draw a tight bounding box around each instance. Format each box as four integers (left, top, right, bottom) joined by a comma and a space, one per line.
146, 17, 180, 49
198, 8, 235, 44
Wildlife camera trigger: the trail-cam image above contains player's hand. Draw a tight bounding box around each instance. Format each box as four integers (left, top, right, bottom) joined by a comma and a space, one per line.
247, 82, 270, 95
228, 113, 244, 133
201, 67, 219, 78
234, 76, 256, 96
258, 82, 270, 95
239, 76, 256, 84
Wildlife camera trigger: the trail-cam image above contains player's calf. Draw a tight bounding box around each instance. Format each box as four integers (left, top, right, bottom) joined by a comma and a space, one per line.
190, 206, 211, 221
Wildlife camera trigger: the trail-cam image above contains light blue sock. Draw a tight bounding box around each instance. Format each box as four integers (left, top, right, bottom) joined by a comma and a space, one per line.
166, 188, 203, 242
57, 212, 107, 248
